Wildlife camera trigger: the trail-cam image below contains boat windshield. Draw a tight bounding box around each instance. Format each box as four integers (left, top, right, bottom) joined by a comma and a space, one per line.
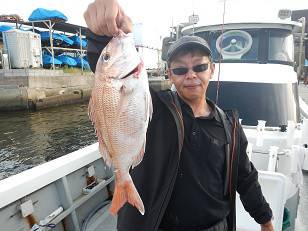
194, 28, 299, 126
197, 28, 294, 65
268, 30, 293, 63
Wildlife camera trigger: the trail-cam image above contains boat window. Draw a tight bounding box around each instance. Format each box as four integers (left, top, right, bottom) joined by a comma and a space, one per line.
197, 29, 259, 62
268, 30, 293, 63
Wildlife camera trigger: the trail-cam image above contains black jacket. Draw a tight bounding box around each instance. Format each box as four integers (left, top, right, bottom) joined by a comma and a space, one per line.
86, 30, 272, 231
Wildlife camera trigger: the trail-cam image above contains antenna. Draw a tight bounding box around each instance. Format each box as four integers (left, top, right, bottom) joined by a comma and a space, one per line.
192, 0, 195, 35
171, 16, 174, 36
188, 0, 199, 35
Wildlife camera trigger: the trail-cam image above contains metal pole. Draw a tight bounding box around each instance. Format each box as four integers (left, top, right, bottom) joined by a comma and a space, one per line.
48, 20, 55, 70
79, 28, 84, 73
298, 17, 306, 80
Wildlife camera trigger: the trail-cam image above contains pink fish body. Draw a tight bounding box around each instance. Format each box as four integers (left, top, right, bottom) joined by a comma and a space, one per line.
88, 31, 152, 216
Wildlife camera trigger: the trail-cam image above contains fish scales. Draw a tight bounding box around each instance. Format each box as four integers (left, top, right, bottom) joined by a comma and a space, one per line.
88, 31, 152, 216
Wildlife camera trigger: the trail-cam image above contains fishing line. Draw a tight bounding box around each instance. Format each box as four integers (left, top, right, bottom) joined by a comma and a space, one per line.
215, 0, 227, 105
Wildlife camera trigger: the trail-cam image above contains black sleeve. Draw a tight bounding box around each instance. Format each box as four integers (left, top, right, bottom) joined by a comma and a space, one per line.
86, 29, 112, 72
236, 125, 273, 224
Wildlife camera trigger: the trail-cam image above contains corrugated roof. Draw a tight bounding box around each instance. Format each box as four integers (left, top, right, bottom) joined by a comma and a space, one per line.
0, 19, 87, 35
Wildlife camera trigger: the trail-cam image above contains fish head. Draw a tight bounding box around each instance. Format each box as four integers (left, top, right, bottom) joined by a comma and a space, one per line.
96, 31, 141, 80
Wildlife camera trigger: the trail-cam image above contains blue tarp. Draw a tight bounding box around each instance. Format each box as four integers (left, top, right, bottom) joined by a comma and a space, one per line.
28, 8, 68, 22
56, 55, 77, 66
305, 59, 308, 67
70, 35, 87, 48
73, 57, 90, 69
40, 31, 62, 43
58, 34, 74, 46
40, 31, 74, 46
43, 54, 62, 65
0, 25, 13, 32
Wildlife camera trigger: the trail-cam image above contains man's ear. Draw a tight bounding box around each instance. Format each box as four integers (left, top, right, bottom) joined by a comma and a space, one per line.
210, 63, 215, 78
167, 69, 174, 82
210, 63, 215, 73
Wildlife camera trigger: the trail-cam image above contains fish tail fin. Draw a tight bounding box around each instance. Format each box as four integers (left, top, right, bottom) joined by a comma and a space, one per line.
109, 179, 145, 216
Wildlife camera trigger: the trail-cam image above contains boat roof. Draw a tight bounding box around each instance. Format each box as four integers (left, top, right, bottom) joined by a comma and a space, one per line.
182, 21, 302, 35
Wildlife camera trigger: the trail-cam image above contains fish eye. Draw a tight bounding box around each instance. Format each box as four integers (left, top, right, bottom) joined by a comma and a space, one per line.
102, 53, 110, 62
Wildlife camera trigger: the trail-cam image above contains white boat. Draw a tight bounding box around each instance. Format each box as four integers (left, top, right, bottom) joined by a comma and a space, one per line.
0, 143, 118, 231
161, 9, 308, 231
1, 8, 308, 231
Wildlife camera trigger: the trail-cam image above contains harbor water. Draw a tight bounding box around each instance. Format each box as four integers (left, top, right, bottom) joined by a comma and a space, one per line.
0, 103, 96, 179
0, 101, 307, 230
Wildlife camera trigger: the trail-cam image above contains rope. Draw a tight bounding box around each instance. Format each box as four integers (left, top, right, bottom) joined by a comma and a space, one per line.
33, 223, 56, 231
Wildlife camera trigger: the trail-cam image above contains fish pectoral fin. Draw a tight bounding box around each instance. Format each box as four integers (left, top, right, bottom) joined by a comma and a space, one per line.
117, 90, 130, 119
132, 142, 146, 169
109, 178, 145, 216
145, 91, 153, 122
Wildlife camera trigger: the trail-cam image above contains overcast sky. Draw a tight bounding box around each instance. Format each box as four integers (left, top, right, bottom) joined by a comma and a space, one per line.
1, 0, 308, 67
1, 0, 308, 46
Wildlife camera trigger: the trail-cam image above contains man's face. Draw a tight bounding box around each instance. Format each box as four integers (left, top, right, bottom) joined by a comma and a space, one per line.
168, 52, 214, 102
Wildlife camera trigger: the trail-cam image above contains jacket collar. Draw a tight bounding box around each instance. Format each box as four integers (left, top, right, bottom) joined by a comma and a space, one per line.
177, 94, 221, 122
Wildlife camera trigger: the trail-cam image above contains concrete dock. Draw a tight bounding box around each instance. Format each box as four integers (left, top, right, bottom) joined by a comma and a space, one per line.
0, 69, 94, 111
0, 69, 171, 111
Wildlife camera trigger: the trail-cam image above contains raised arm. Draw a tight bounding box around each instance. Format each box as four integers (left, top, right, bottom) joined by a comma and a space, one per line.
84, 0, 133, 72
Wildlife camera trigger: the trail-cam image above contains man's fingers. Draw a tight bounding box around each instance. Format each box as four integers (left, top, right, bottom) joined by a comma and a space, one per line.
84, 0, 130, 36
116, 6, 132, 34
120, 15, 133, 34
83, 3, 93, 29
84, 3, 101, 35
105, 1, 119, 36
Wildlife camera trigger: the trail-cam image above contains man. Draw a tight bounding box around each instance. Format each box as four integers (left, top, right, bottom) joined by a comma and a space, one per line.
84, 1, 274, 230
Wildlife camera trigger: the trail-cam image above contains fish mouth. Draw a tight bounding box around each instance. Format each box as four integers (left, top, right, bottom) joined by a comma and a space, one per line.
121, 65, 139, 79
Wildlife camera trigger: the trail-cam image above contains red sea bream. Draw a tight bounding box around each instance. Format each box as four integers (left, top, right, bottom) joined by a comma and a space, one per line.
88, 31, 152, 216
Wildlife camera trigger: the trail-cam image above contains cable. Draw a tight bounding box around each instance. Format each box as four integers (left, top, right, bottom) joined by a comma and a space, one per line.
215, 0, 227, 105
81, 200, 111, 231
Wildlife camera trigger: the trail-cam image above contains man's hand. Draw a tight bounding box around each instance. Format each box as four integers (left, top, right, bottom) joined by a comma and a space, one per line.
84, 0, 132, 36
261, 221, 274, 231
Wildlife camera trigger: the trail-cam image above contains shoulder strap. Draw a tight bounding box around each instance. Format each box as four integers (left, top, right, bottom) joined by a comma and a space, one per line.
217, 108, 240, 231
230, 110, 240, 231
216, 106, 232, 197
157, 90, 184, 155
216, 106, 232, 143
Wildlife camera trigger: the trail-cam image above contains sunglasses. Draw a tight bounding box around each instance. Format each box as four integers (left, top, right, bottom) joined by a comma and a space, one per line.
171, 63, 209, 75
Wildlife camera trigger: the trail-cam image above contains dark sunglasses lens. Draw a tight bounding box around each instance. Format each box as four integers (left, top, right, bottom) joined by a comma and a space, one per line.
193, 64, 208, 72
172, 67, 188, 75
